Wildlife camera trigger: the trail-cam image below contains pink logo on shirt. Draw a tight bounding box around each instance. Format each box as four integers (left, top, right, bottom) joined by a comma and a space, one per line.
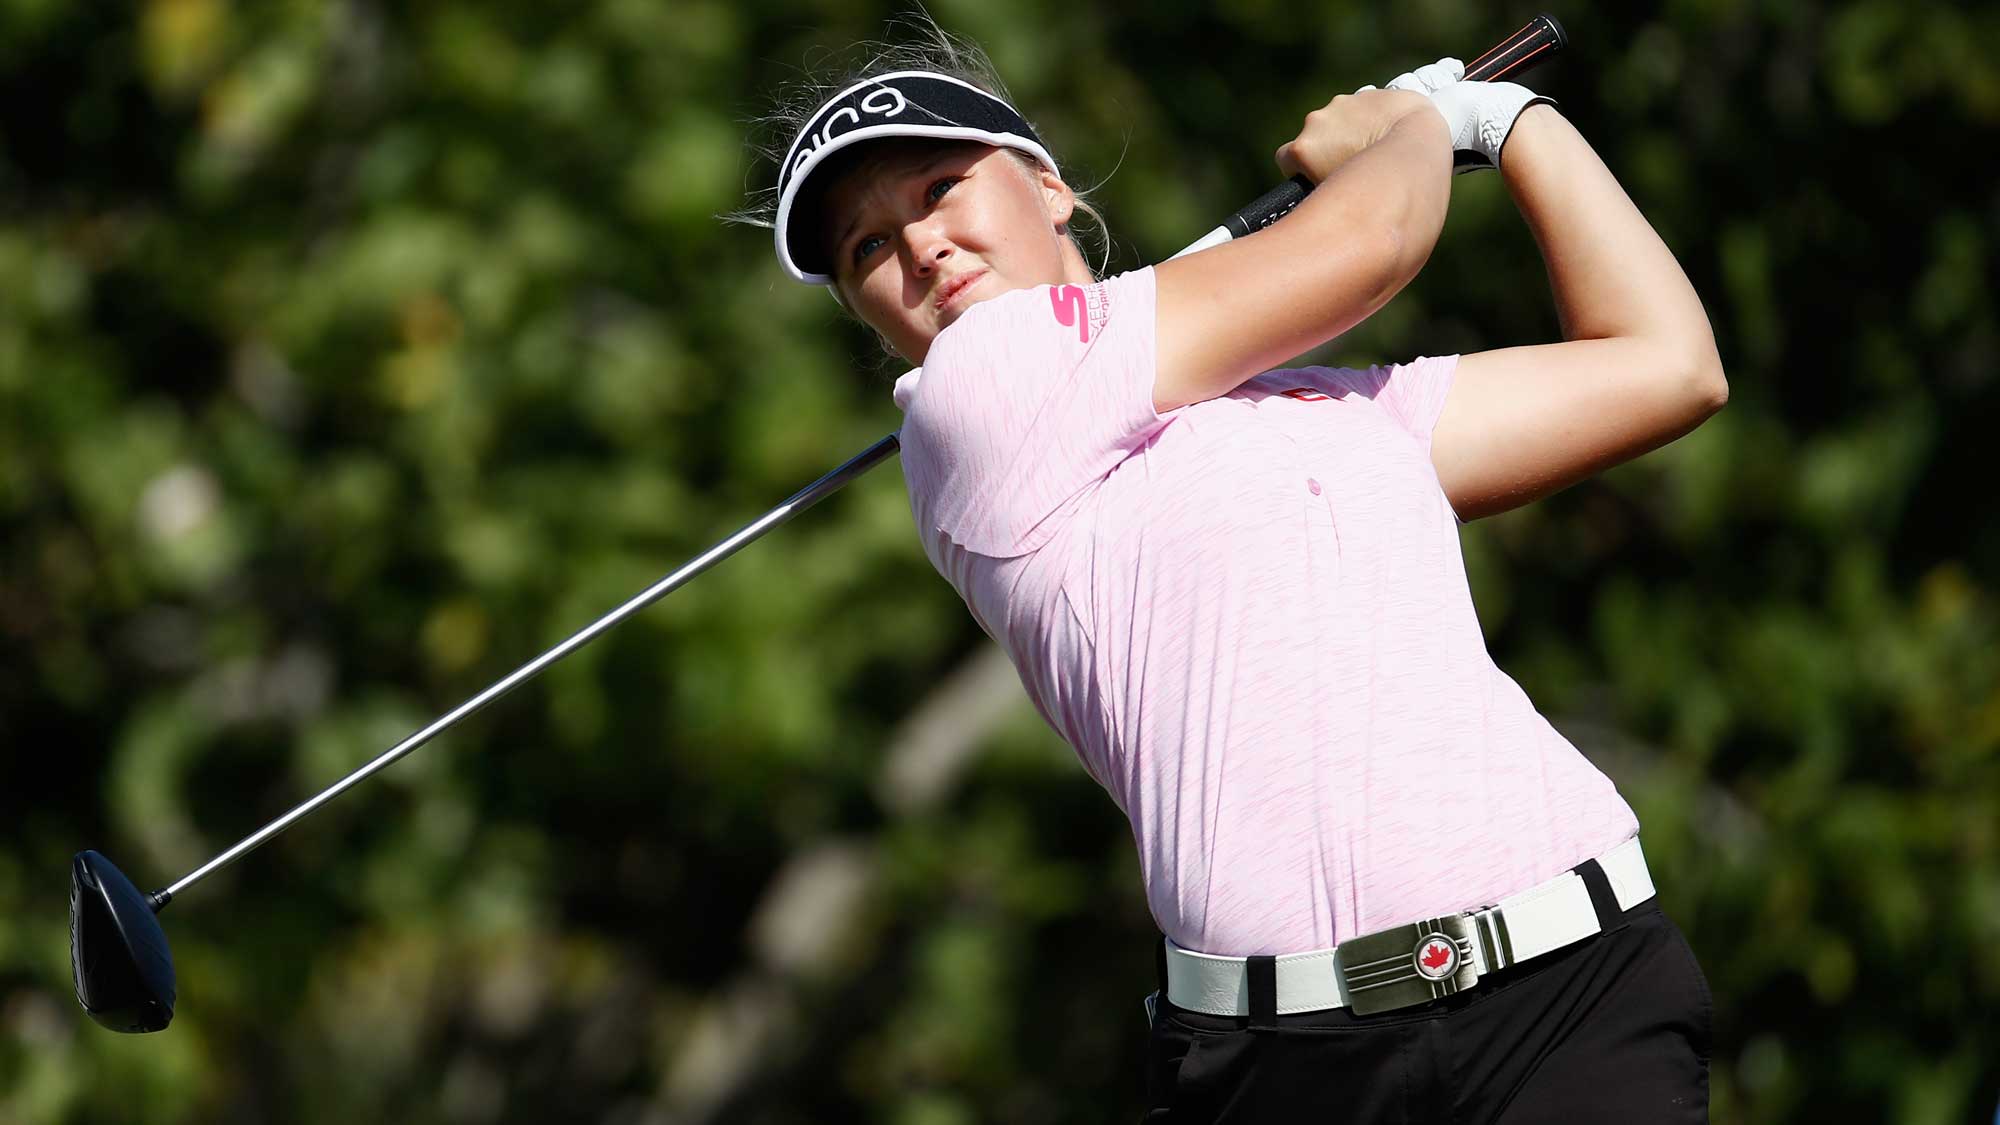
1049, 284, 1090, 343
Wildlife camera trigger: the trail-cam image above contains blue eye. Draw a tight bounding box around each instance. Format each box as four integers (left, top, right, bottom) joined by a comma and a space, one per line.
852, 235, 885, 264
928, 177, 958, 202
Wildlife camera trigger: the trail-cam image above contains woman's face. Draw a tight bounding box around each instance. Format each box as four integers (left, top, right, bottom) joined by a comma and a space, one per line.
823, 141, 1088, 365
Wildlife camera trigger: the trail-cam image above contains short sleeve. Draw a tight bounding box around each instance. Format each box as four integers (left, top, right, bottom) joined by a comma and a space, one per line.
897, 267, 1169, 557
1368, 354, 1460, 444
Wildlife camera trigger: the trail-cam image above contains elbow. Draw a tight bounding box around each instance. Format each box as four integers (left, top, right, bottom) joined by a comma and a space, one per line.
1357, 206, 1438, 307
1386, 177, 1448, 280
1356, 177, 1447, 298
1314, 222, 1416, 322
1366, 223, 1415, 303
1685, 339, 1729, 421
1644, 329, 1726, 425
1696, 367, 1729, 418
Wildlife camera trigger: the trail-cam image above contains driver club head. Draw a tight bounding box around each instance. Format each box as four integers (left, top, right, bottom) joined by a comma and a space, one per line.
70, 850, 176, 1033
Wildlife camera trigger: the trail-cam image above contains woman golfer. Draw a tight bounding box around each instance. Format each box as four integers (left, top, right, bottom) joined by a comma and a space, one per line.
749, 27, 1724, 1123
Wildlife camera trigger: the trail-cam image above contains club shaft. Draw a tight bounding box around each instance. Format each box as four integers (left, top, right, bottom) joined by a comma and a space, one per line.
158, 434, 904, 903
154, 16, 1567, 905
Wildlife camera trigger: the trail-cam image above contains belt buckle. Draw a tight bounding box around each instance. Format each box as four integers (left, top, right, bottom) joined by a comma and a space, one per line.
1335, 913, 1480, 1016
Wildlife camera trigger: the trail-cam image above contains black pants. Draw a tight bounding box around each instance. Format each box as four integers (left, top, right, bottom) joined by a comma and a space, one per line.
1143, 900, 1713, 1123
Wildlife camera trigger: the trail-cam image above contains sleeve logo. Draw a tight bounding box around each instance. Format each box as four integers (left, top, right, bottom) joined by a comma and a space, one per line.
1048, 284, 1090, 343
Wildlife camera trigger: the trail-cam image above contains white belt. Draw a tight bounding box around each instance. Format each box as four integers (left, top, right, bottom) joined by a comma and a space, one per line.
1163, 836, 1656, 1018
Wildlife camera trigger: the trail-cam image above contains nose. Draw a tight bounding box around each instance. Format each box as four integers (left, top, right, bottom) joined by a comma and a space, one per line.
901, 217, 954, 277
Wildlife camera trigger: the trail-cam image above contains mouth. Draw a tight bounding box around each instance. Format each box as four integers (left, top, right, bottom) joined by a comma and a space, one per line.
934, 269, 988, 313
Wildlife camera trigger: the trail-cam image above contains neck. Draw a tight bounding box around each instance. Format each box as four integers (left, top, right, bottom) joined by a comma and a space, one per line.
1056, 237, 1096, 286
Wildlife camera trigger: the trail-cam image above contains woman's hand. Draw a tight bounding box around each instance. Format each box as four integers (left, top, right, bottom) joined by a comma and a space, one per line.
1378, 58, 1553, 174
1274, 88, 1438, 184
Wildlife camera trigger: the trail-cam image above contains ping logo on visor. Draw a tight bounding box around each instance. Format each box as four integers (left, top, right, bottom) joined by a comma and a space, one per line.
774, 70, 1059, 285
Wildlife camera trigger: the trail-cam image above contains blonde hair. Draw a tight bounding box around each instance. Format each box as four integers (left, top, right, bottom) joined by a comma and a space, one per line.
724, 13, 1112, 280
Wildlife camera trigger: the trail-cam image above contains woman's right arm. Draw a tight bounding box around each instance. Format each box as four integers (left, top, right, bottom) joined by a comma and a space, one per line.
1152, 89, 1452, 413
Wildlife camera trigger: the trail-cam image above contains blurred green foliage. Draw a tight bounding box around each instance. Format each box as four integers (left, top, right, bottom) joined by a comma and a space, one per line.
3, 1, 1997, 1122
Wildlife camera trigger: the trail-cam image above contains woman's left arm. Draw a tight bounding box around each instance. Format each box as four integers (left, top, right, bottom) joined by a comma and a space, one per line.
1430, 105, 1728, 521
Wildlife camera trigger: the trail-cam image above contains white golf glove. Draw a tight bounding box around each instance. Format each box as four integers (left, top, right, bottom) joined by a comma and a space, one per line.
1366, 57, 1554, 173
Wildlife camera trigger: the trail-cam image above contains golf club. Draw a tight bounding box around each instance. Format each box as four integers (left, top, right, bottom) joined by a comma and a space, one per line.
71, 13, 1568, 1034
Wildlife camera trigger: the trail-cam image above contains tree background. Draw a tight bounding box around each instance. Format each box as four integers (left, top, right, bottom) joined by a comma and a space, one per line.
3, 0, 1996, 1122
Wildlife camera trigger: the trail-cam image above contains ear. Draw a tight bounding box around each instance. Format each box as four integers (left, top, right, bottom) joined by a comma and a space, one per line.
1034, 163, 1077, 230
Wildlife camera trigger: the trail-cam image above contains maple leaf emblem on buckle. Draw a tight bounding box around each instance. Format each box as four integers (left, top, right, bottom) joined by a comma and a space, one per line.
1412, 933, 1459, 980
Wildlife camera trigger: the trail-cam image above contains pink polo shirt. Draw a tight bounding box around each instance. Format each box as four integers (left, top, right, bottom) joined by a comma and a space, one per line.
894, 266, 1638, 957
